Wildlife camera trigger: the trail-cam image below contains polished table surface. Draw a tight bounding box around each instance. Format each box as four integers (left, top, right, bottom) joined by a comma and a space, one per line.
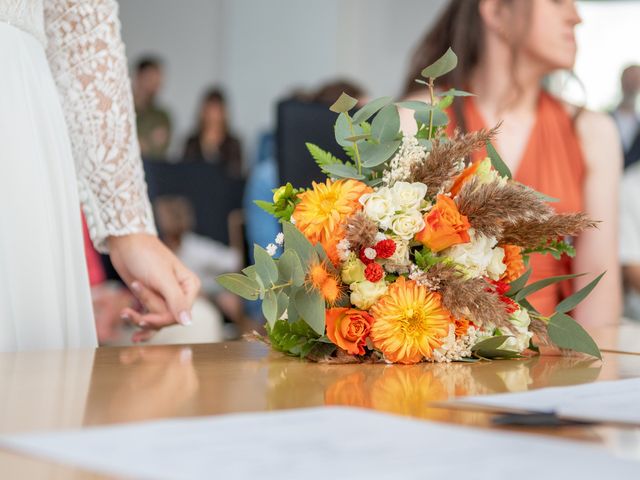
1, 323, 640, 479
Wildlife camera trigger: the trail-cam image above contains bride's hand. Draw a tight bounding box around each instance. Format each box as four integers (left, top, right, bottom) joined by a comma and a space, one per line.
108, 234, 201, 334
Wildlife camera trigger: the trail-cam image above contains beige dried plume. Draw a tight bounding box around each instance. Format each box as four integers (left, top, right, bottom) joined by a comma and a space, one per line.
408, 125, 500, 193
455, 177, 554, 239
500, 213, 598, 248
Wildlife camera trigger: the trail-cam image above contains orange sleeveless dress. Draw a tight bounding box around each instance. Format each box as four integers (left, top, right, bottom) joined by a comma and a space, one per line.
448, 91, 586, 316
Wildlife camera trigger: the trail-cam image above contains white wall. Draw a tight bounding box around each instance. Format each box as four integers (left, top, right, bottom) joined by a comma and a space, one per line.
118, 0, 447, 160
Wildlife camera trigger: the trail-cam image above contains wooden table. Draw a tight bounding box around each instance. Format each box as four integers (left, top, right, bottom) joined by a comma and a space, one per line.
1, 324, 640, 479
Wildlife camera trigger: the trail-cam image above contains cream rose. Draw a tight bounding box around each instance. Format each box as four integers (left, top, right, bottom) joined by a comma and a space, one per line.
383, 238, 411, 273
444, 229, 499, 278
390, 210, 425, 240
486, 246, 507, 281
390, 181, 428, 211
360, 188, 394, 229
350, 280, 388, 310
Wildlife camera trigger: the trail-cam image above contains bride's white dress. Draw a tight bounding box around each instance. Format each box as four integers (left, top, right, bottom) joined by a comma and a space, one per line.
0, 0, 156, 351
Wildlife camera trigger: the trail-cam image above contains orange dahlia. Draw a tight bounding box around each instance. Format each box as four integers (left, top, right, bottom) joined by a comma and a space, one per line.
292, 179, 372, 263
370, 277, 453, 364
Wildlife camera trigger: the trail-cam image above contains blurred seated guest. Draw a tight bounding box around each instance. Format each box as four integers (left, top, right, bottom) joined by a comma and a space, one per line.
402, 0, 621, 326
154, 196, 253, 335
183, 87, 244, 178
620, 163, 640, 320
133, 56, 172, 160
612, 65, 640, 168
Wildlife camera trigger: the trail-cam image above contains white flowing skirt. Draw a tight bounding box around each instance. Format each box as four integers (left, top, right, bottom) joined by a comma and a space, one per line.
0, 23, 97, 351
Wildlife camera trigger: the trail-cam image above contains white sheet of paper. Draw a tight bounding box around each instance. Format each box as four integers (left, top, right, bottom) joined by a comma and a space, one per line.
453, 377, 640, 425
1, 407, 638, 480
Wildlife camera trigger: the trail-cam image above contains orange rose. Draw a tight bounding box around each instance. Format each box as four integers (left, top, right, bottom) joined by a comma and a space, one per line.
415, 195, 471, 252
453, 316, 470, 337
450, 160, 482, 197
326, 308, 373, 356
501, 244, 526, 282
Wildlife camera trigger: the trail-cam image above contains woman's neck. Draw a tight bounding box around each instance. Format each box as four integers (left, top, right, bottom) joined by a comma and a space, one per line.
469, 40, 546, 120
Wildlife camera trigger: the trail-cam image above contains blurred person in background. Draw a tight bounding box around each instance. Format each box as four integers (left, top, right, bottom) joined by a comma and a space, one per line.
612, 65, 640, 168
153, 196, 255, 337
620, 160, 640, 321
402, 0, 622, 327
133, 56, 172, 160
183, 87, 244, 178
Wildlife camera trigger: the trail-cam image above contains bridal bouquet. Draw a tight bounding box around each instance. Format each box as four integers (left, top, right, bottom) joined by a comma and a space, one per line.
218, 49, 602, 364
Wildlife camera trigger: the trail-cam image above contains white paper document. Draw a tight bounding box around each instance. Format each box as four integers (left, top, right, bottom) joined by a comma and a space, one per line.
452, 377, 640, 425
1, 407, 638, 480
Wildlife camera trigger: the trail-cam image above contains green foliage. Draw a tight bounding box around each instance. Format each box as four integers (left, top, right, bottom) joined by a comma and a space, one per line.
277, 250, 305, 287
283, 221, 316, 268
486, 142, 513, 179
216, 273, 261, 301
436, 88, 475, 98
471, 336, 523, 360
371, 104, 400, 143
267, 319, 335, 358
255, 182, 302, 223
414, 248, 446, 271
254, 245, 279, 286
514, 273, 584, 302
306, 143, 345, 176
360, 140, 401, 168
322, 163, 365, 180
555, 272, 605, 314
548, 313, 602, 359
294, 288, 326, 335
262, 290, 278, 327
329, 92, 358, 113
352, 96, 392, 124
506, 268, 532, 297
524, 239, 576, 260
421, 48, 458, 79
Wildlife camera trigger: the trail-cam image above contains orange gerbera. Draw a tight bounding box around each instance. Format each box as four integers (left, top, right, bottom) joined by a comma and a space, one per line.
370, 277, 453, 364
292, 179, 372, 263
501, 244, 526, 282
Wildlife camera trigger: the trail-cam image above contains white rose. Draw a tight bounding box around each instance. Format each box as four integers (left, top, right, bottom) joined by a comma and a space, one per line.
383, 238, 411, 273
486, 246, 507, 281
391, 210, 425, 240
360, 188, 394, 229
509, 307, 531, 330
499, 328, 533, 353
350, 280, 388, 310
390, 181, 428, 211
444, 229, 497, 278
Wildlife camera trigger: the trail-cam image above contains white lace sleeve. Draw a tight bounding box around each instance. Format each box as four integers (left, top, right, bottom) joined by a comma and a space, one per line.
44, 0, 156, 253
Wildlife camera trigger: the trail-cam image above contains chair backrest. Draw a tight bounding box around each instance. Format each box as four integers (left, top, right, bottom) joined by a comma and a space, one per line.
143, 160, 245, 245
275, 99, 343, 189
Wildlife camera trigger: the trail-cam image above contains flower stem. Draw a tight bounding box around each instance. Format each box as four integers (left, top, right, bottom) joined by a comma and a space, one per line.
347, 113, 362, 175
427, 77, 435, 140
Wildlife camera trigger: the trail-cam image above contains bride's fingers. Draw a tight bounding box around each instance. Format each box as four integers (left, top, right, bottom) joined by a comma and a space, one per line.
175, 262, 201, 306
120, 307, 173, 329
130, 281, 166, 313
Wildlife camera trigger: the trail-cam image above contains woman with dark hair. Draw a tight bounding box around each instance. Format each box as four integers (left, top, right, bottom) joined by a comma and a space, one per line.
183, 88, 244, 178
402, 0, 622, 326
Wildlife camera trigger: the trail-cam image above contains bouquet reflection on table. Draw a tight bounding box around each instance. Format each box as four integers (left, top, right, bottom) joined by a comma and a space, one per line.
265, 356, 601, 422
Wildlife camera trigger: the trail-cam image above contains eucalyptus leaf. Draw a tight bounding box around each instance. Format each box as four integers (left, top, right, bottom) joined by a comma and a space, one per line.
262, 290, 278, 327
548, 312, 602, 359
417, 139, 433, 150
322, 163, 365, 180
352, 96, 393, 124
507, 268, 532, 297
486, 142, 513, 179
295, 288, 326, 335
254, 245, 279, 287
329, 92, 358, 113
216, 273, 260, 301
438, 95, 454, 110
414, 107, 448, 127
278, 250, 305, 287
471, 335, 513, 352
344, 133, 371, 142
421, 47, 458, 79
371, 104, 400, 143
555, 272, 605, 314
283, 221, 316, 268
334, 113, 363, 147
276, 291, 289, 323
436, 88, 475, 97
360, 139, 402, 168
515, 273, 584, 302
395, 100, 430, 110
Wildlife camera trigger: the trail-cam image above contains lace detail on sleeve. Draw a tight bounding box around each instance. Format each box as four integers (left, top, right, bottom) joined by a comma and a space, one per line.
44, 0, 156, 253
